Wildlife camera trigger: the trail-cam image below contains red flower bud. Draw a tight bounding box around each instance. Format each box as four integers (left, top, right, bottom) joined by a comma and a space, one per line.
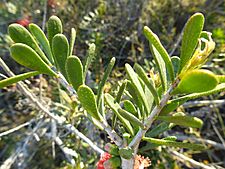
16, 18, 30, 27
97, 152, 112, 169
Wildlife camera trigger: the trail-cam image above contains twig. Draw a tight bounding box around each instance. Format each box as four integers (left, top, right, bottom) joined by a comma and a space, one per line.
170, 150, 216, 169
0, 120, 32, 138
0, 57, 104, 154
183, 100, 225, 108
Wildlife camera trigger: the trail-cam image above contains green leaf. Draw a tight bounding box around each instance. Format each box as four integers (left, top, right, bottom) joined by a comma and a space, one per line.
118, 108, 144, 129
161, 83, 225, 115
8, 23, 50, 64
115, 80, 127, 103
97, 57, 115, 107
126, 81, 143, 114
157, 113, 203, 128
69, 28, 76, 56
77, 85, 102, 121
134, 63, 160, 105
125, 64, 150, 115
65, 56, 84, 91
52, 34, 69, 77
173, 69, 218, 94
143, 137, 205, 150
146, 122, 176, 137
47, 15, 63, 48
163, 136, 177, 141
83, 43, 96, 80
217, 75, 225, 83
29, 23, 54, 64
150, 45, 168, 91
144, 26, 175, 82
123, 100, 137, 116
10, 43, 56, 76
105, 93, 134, 136
171, 56, 180, 76
179, 13, 204, 72
0, 71, 40, 89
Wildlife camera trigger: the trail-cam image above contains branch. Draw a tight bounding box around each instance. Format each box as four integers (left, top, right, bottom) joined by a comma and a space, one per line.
170, 150, 216, 169
0, 57, 104, 155
129, 79, 180, 150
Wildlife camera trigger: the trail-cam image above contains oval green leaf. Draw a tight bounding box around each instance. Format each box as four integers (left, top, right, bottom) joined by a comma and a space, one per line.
10, 43, 56, 76
65, 55, 84, 91
77, 85, 102, 121
173, 69, 218, 94
52, 34, 69, 77
47, 15, 63, 48
8, 23, 50, 64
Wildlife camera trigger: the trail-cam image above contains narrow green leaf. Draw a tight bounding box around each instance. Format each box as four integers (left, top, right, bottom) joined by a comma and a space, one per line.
161, 83, 225, 115
0, 71, 40, 89
83, 43, 96, 80
126, 81, 143, 116
29, 23, 54, 64
47, 15, 63, 48
150, 45, 168, 91
179, 13, 205, 72
163, 136, 177, 141
118, 108, 144, 129
146, 122, 176, 137
65, 56, 83, 91
105, 93, 134, 136
144, 26, 175, 82
52, 34, 69, 77
10, 43, 56, 76
77, 85, 102, 121
134, 63, 160, 105
157, 114, 203, 128
143, 137, 205, 150
123, 100, 137, 115
97, 57, 115, 107
125, 64, 150, 115
115, 80, 127, 103
8, 23, 50, 64
171, 56, 180, 76
173, 69, 218, 94
69, 28, 76, 56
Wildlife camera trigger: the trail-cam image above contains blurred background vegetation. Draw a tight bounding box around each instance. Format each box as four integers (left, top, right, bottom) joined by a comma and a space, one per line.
0, 0, 224, 168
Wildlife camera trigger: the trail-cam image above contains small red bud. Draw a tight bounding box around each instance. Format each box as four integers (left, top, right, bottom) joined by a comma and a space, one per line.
96, 152, 112, 169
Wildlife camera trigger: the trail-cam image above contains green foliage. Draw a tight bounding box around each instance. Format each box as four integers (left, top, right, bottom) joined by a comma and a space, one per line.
65, 56, 84, 91
0, 71, 40, 88
157, 112, 203, 128
2, 12, 225, 169
173, 69, 218, 94
144, 26, 175, 82
52, 34, 69, 77
29, 23, 54, 64
143, 137, 205, 150
10, 43, 56, 76
179, 13, 204, 72
69, 28, 76, 56
77, 85, 102, 121
47, 15, 63, 49
105, 93, 134, 136
125, 64, 150, 115
8, 23, 50, 64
